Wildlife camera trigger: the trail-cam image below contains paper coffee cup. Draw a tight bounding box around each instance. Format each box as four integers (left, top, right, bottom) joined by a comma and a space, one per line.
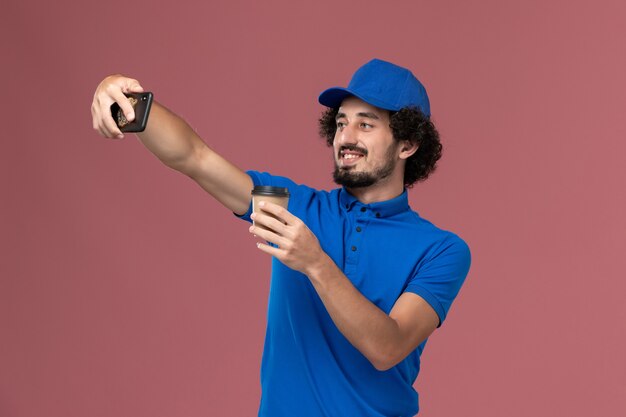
251, 186, 290, 230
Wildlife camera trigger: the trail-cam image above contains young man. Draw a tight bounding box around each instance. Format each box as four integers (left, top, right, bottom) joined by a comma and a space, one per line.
92, 58, 471, 416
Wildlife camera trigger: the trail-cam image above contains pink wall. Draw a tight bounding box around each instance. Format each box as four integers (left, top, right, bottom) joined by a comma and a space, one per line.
2, 0, 625, 416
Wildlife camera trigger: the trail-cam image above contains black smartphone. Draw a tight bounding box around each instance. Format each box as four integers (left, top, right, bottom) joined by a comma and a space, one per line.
110, 92, 153, 132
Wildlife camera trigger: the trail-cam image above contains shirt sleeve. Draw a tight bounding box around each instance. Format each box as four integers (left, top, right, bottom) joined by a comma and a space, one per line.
235, 170, 300, 223
404, 235, 471, 327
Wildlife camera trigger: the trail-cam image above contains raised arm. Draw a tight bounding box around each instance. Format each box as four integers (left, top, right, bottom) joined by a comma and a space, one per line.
91, 75, 252, 215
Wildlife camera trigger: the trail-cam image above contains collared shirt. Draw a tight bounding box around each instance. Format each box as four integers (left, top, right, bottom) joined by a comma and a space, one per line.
239, 171, 471, 417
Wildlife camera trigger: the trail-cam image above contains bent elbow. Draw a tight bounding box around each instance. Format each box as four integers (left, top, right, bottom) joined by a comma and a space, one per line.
372, 362, 394, 372
369, 352, 402, 372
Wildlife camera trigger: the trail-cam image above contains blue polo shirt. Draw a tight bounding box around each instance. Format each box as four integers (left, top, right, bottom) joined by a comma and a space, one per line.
239, 171, 471, 417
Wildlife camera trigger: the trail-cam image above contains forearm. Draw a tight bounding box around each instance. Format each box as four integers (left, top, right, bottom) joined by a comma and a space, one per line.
306, 257, 404, 371
136, 101, 205, 173
138, 104, 252, 213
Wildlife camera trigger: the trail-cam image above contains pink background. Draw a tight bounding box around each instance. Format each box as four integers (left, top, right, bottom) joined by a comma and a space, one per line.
2, 0, 625, 416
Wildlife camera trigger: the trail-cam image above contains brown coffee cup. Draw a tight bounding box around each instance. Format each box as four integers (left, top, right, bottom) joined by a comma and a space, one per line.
251, 186, 290, 231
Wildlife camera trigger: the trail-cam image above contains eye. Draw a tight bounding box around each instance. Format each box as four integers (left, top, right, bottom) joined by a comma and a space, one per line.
336, 121, 346, 130
360, 122, 373, 129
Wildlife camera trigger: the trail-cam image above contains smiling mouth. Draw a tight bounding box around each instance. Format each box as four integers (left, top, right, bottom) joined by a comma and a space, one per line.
339, 146, 367, 165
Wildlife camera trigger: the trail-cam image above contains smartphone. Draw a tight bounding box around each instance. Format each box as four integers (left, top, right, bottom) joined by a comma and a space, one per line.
110, 92, 153, 132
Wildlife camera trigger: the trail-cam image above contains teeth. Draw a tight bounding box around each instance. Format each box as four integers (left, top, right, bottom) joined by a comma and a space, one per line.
343, 154, 361, 159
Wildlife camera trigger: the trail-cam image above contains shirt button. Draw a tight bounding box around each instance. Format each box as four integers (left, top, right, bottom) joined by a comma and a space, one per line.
375, 212, 381, 218
360, 207, 366, 212
351, 246, 357, 251
356, 226, 362, 232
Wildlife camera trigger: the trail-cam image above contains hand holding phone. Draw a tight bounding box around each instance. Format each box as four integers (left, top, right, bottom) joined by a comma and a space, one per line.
110, 92, 153, 132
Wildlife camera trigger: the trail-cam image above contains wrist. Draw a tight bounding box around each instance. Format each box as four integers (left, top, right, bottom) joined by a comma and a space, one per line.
305, 253, 335, 286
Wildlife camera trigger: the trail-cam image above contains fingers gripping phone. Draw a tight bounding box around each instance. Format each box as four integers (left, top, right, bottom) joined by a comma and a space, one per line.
110, 92, 153, 132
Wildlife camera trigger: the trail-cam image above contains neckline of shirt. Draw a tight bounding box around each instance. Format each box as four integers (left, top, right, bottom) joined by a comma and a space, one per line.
339, 188, 411, 218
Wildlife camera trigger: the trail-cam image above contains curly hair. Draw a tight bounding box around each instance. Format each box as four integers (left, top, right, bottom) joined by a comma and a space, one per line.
318, 106, 442, 187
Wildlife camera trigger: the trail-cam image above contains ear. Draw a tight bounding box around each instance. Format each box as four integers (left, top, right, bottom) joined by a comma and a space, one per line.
398, 140, 419, 160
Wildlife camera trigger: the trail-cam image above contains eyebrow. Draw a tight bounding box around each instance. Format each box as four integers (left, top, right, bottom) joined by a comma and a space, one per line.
335, 111, 381, 121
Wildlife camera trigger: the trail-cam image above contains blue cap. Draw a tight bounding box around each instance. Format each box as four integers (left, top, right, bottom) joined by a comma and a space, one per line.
318, 58, 431, 116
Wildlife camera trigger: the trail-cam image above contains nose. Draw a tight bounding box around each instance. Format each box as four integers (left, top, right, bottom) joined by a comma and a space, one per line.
336, 123, 358, 146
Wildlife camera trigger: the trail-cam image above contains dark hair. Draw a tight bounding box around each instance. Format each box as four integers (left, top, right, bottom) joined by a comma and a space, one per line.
318, 106, 442, 187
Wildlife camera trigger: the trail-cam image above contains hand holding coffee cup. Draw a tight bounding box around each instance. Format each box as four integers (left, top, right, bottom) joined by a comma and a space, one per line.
251, 186, 290, 232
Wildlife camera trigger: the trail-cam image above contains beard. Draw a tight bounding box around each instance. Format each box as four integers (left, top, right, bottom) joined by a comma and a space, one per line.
333, 145, 398, 188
